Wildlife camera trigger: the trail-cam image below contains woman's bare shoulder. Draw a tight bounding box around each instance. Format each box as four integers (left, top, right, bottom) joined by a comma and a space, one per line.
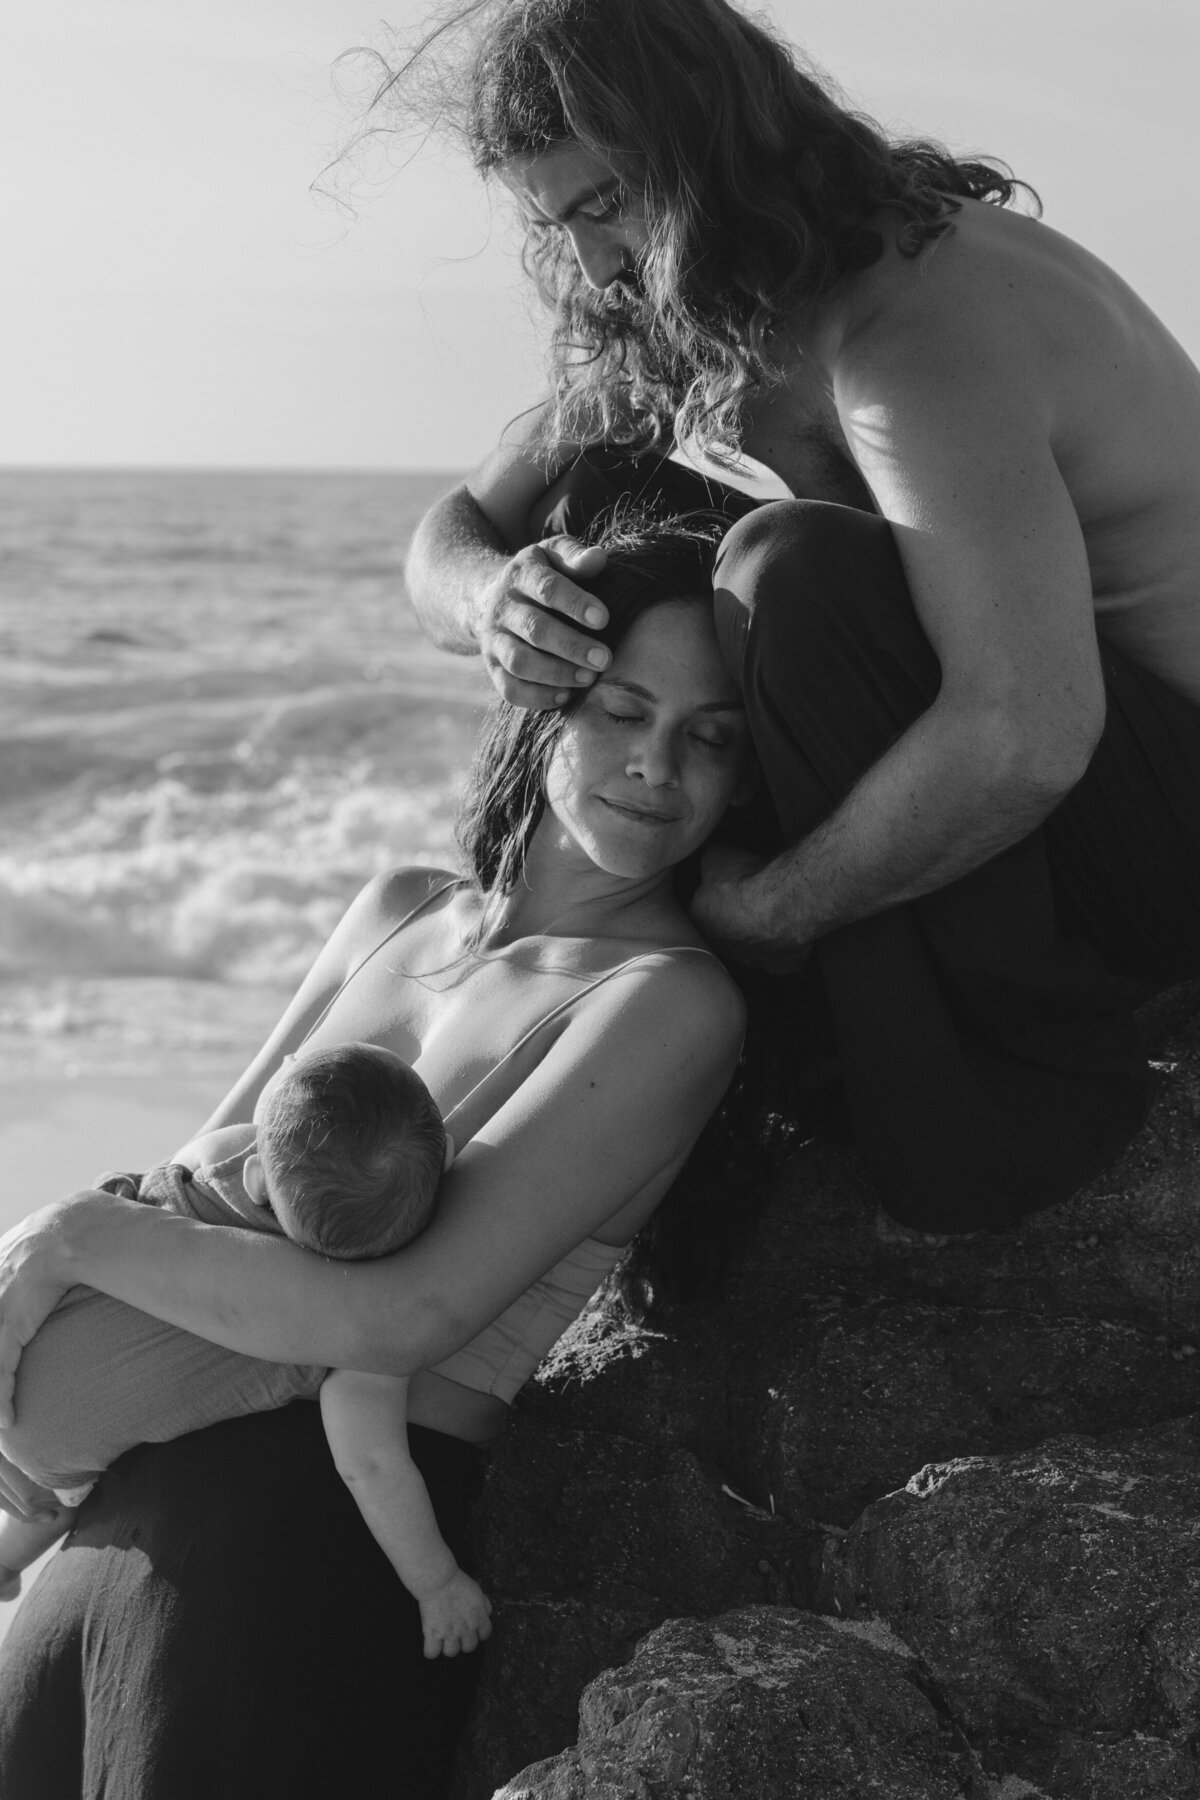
589, 941, 745, 1061
339, 865, 464, 950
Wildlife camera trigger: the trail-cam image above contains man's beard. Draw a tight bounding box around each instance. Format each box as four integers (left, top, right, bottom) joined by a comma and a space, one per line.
574, 269, 655, 342
554, 265, 702, 418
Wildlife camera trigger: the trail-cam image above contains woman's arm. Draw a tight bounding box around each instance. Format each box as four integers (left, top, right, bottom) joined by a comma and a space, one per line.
0, 866, 452, 1433
0, 958, 743, 1411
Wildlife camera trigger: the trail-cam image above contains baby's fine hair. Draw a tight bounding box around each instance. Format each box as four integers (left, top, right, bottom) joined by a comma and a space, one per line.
256, 1042, 446, 1260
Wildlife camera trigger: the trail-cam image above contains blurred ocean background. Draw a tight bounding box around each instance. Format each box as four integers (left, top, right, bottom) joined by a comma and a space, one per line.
0, 467, 489, 1213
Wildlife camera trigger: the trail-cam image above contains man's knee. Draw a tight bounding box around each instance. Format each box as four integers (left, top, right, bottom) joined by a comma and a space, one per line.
716, 499, 901, 625
713, 500, 916, 687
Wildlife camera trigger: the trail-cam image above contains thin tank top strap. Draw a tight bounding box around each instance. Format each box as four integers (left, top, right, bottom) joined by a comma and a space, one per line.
293, 874, 463, 1055
442, 943, 719, 1137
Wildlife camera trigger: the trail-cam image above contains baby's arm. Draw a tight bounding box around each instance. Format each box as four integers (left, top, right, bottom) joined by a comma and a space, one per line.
0, 1490, 78, 1599
319, 1369, 491, 1660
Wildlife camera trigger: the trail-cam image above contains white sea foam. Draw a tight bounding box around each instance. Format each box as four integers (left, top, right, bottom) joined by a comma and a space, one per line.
0, 763, 462, 987
1, 470, 484, 1062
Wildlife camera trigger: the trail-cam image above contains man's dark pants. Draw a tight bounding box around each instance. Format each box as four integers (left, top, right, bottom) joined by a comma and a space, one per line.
535, 457, 1200, 1231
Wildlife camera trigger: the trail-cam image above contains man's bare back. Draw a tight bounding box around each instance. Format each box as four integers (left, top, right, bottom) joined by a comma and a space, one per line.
748, 199, 1200, 702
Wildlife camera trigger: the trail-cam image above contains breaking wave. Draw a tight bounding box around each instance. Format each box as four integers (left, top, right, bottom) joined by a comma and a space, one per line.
0, 764, 463, 989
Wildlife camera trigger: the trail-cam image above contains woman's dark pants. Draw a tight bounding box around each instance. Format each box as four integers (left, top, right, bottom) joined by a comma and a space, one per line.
537, 459, 1200, 1230
0, 1405, 484, 1800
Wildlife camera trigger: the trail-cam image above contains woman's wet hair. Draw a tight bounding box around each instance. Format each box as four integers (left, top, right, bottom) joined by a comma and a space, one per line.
455, 502, 728, 896
339, 0, 1037, 467
454, 498, 803, 1320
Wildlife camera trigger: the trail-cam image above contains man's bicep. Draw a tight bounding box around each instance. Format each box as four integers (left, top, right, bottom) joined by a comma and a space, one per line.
465, 407, 584, 549
838, 345, 1100, 709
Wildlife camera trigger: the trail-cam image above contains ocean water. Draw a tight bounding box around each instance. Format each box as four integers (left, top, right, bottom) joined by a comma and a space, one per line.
0, 468, 490, 1090
0, 467, 491, 1644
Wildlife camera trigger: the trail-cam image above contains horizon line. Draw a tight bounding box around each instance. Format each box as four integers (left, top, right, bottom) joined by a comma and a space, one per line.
0, 461, 466, 478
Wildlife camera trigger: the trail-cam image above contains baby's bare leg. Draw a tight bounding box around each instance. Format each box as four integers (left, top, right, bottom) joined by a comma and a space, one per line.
2, 1283, 327, 1493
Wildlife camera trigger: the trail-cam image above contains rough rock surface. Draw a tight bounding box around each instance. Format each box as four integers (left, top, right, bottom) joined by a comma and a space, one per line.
822, 1423, 1200, 1797
452, 984, 1200, 1799
455, 1425, 822, 1793
494, 1609, 988, 1800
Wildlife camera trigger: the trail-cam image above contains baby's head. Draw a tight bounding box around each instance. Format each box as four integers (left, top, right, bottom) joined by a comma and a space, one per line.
244, 1042, 448, 1261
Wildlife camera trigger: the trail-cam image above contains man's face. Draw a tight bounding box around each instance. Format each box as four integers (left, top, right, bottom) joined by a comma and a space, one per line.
503, 142, 649, 292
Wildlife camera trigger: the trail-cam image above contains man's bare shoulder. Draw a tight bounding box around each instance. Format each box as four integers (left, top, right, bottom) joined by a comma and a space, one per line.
813, 200, 1200, 699
827, 208, 1041, 377
829, 200, 1194, 400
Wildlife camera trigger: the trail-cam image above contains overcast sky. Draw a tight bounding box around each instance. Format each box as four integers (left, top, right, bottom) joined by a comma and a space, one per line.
4, 0, 1197, 470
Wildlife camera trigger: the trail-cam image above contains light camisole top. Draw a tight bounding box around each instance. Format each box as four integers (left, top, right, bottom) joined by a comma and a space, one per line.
293, 875, 718, 1406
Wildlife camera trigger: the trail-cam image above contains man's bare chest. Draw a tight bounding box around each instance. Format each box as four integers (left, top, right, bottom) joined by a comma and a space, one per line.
740, 378, 874, 510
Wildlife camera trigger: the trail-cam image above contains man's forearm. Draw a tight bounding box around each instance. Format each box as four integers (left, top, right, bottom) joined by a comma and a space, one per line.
720, 698, 1089, 951
405, 486, 510, 655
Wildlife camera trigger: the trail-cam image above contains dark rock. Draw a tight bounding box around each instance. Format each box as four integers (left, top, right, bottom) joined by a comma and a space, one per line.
822, 1426, 1200, 1796
494, 1608, 988, 1800
475, 1422, 819, 1616
452, 1424, 824, 1799
727, 987, 1200, 1341
1038, 1730, 1199, 1800
453, 988, 1200, 1798
527, 1284, 1200, 1526
522, 1309, 729, 1468
739, 1301, 1200, 1524
460, 1595, 660, 1800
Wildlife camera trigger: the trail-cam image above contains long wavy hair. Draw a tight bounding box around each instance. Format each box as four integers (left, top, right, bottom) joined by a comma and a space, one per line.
352, 0, 1037, 465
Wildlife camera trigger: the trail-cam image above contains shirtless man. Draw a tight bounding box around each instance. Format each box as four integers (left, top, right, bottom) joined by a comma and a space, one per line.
403, 0, 1200, 1230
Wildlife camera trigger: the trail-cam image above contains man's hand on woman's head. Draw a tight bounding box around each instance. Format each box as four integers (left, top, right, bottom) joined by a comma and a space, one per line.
0, 1194, 105, 1433
475, 536, 612, 709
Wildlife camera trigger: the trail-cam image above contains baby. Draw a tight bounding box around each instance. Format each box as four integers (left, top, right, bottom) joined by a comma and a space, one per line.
0, 1041, 491, 1660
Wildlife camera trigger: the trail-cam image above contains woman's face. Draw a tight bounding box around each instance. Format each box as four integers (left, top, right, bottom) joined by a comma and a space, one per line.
543, 600, 752, 880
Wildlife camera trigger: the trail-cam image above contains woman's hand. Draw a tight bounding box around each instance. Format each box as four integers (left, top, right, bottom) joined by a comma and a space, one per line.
0, 1193, 105, 1431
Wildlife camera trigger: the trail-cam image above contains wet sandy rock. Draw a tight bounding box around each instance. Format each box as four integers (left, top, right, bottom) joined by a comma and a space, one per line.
822, 1426, 1200, 1798
493, 1608, 988, 1800
453, 984, 1200, 1797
